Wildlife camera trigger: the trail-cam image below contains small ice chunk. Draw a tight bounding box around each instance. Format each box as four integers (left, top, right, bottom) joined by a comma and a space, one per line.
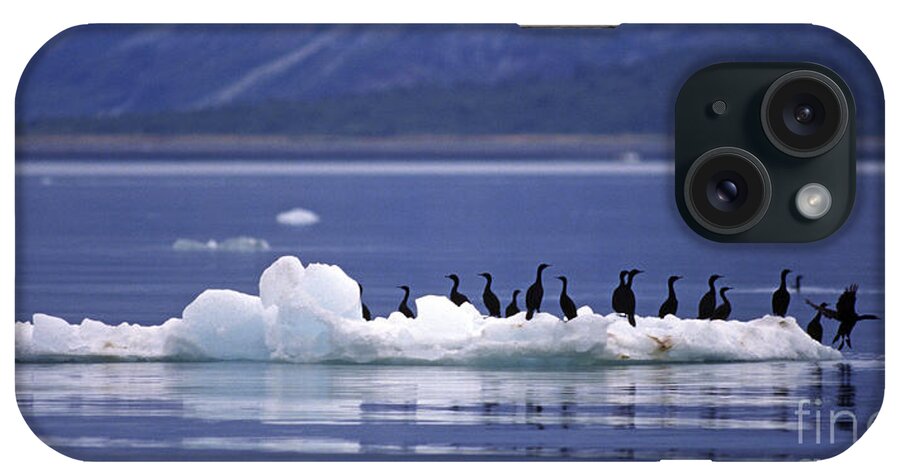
173, 237, 270, 252
259, 256, 306, 308
172, 289, 274, 360
276, 208, 320, 226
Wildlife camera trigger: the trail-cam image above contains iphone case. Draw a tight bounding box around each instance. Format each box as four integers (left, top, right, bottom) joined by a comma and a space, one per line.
14, 24, 884, 461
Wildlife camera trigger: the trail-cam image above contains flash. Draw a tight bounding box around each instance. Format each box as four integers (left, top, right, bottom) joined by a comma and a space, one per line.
795, 183, 832, 220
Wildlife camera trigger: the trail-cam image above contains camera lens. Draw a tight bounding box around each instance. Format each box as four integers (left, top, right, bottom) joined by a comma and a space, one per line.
716, 180, 739, 202
793, 104, 815, 124
708, 174, 747, 212
761, 70, 849, 158
684, 147, 772, 235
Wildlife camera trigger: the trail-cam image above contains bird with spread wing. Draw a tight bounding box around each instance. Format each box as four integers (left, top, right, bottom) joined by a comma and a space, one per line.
805, 284, 879, 350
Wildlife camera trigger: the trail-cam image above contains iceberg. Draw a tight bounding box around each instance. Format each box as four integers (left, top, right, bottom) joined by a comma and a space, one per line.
276, 208, 320, 226
15, 256, 842, 364
172, 236, 271, 252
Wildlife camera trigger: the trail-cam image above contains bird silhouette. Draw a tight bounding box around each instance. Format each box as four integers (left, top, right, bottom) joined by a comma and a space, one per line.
445, 274, 469, 306
612, 270, 629, 314
805, 285, 878, 350
397, 285, 415, 318
698, 274, 723, 319
711, 287, 732, 320
478, 272, 501, 317
794, 274, 804, 294
805, 301, 827, 343
612, 269, 641, 327
359, 283, 372, 321
556, 276, 577, 320
505, 289, 521, 317
658, 275, 682, 318
525, 263, 550, 320
772, 268, 792, 316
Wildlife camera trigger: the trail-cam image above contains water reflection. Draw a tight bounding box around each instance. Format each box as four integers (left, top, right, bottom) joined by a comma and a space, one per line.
837, 363, 856, 408
16, 360, 883, 460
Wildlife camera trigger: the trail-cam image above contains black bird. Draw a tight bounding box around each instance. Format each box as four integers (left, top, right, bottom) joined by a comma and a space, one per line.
477, 272, 502, 317
625, 269, 643, 326
806, 285, 879, 350
611, 270, 629, 314
525, 263, 551, 320
359, 283, 372, 321
794, 274, 804, 294
612, 269, 642, 327
658, 275, 682, 318
445, 274, 469, 306
805, 301, 827, 343
397, 285, 415, 318
698, 274, 723, 319
505, 289, 521, 317
556, 276, 577, 320
772, 269, 792, 317
711, 287, 732, 320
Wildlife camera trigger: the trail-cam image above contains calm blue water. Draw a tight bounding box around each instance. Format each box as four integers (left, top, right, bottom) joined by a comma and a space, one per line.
15, 360, 884, 461
14, 161, 885, 460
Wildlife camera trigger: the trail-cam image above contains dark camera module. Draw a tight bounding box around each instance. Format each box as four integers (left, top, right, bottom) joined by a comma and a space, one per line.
676, 63, 856, 242
684, 147, 772, 235
761, 70, 849, 158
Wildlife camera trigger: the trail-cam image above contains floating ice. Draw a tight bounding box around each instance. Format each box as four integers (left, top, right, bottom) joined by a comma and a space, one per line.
15, 256, 842, 364
276, 208, 320, 226
172, 237, 271, 252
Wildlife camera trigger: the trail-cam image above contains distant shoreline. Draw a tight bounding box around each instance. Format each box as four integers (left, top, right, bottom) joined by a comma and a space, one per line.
14, 133, 671, 161
16, 159, 675, 177
16, 133, 885, 161
16, 159, 885, 177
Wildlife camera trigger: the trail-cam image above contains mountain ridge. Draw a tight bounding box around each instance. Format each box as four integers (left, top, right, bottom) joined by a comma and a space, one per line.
16, 24, 883, 136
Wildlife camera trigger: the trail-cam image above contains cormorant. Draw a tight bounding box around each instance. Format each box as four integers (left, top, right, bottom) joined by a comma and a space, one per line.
445, 274, 469, 306
505, 289, 521, 317
612, 270, 629, 313
359, 283, 372, 321
657, 275, 682, 318
556, 276, 577, 320
478, 272, 501, 317
397, 285, 415, 318
772, 268, 792, 317
711, 287, 732, 320
805, 301, 826, 343
805, 285, 879, 350
525, 263, 550, 320
794, 274, 804, 294
698, 274, 723, 319
612, 269, 642, 327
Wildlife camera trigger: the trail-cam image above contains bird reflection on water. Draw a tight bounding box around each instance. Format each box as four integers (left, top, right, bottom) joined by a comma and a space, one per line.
16, 359, 881, 460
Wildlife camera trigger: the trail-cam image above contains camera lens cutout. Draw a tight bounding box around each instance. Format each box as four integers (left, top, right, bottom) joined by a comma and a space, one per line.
715, 180, 739, 203
684, 147, 772, 235
761, 70, 849, 158
707, 173, 747, 212
793, 104, 815, 124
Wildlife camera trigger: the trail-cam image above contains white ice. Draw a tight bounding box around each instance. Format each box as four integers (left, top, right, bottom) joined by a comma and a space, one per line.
172, 237, 271, 252
276, 208, 320, 226
15, 256, 842, 364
